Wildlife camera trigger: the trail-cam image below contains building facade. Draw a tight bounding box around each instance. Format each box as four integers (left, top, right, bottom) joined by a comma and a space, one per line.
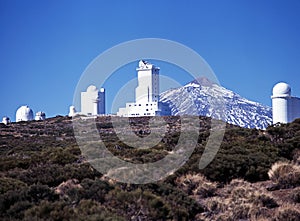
117, 60, 170, 117
81, 85, 105, 116
272, 82, 300, 124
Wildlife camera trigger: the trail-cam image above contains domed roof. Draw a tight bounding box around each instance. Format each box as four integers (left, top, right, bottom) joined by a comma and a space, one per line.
87, 85, 98, 92
272, 82, 291, 96
16, 105, 34, 122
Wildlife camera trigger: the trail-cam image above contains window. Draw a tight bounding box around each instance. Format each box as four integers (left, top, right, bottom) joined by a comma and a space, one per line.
139, 104, 141, 106
146, 109, 149, 111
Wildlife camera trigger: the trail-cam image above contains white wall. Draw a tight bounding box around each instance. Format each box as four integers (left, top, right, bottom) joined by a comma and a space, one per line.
272, 97, 289, 124
135, 61, 159, 103
290, 97, 300, 122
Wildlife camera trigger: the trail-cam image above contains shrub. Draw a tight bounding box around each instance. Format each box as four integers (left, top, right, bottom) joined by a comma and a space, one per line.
0, 177, 27, 194
289, 187, 300, 203
274, 204, 300, 221
268, 161, 300, 188
175, 173, 217, 198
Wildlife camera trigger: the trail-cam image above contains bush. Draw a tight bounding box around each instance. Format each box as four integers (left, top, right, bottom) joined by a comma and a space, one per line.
289, 187, 300, 203
175, 173, 217, 198
274, 204, 300, 221
268, 161, 300, 189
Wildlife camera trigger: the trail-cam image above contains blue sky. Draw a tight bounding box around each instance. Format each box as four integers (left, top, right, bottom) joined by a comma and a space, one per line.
1, 0, 300, 120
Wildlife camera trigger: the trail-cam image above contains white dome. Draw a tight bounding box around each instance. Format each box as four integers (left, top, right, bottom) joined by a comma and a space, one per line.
16, 106, 34, 122
272, 82, 291, 96
87, 85, 98, 92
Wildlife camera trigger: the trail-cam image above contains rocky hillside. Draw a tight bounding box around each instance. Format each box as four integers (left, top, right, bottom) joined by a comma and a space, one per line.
0, 116, 299, 220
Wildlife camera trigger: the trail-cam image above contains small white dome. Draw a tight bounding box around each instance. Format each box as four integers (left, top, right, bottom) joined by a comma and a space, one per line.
273, 82, 291, 96
35, 111, 46, 120
87, 85, 98, 92
16, 105, 34, 122
100, 87, 105, 93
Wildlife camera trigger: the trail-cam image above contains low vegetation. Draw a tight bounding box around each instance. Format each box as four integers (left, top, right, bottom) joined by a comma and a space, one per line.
0, 116, 299, 220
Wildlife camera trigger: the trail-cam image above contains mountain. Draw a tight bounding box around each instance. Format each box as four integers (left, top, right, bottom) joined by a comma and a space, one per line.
160, 77, 272, 129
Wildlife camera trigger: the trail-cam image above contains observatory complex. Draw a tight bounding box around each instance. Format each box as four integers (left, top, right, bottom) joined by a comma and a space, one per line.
15, 106, 46, 122
117, 60, 170, 117
272, 82, 300, 124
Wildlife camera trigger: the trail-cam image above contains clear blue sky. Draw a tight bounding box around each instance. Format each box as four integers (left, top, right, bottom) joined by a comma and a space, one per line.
1, 0, 300, 120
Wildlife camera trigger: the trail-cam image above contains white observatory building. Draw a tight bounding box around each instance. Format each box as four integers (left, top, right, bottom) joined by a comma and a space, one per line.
68, 106, 77, 117
16, 105, 34, 122
35, 111, 46, 121
2, 117, 10, 125
117, 60, 170, 117
80, 85, 105, 116
272, 82, 300, 124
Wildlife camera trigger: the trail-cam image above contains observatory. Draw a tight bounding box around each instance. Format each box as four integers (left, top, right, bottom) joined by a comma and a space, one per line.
16, 106, 34, 122
271, 82, 300, 124
68, 106, 77, 117
2, 117, 10, 125
117, 60, 170, 117
80, 85, 105, 116
35, 111, 46, 121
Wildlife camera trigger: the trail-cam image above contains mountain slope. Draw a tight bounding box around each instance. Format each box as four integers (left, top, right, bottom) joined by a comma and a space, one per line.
160, 78, 272, 129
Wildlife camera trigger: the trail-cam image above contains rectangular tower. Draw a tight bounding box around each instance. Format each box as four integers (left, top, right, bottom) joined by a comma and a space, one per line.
135, 60, 160, 103
99, 88, 105, 115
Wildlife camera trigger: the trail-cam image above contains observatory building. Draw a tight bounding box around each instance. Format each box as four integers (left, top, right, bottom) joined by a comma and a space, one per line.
68, 106, 77, 117
80, 85, 105, 116
2, 117, 10, 125
16, 105, 34, 122
117, 60, 170, 117
272, 82, 300, 124
35, 111, 46, 121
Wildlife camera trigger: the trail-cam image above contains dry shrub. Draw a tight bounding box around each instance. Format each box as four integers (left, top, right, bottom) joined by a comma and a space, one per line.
268, 161, 300, 188
289, 187, 300, 203
292, 148, 300, 165
203, 179, 277, 220
274, 204, 300, 221
54, 179, 82, 196
175, 173, 217, 198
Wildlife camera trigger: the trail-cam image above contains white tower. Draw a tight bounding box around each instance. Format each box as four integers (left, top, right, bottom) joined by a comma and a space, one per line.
135, 60, 160, 103
272, 82, 291, 124
69, 106, 76, 117
16, 105, 34, 122
81, 85, 101, 116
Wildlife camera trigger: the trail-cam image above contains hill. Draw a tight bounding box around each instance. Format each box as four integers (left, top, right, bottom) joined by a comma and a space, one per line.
0, 116, 299, 220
